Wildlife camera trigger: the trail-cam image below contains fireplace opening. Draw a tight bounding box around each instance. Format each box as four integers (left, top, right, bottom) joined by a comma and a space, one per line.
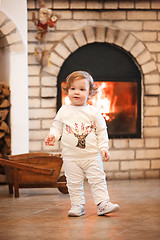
57, 42, 141, 138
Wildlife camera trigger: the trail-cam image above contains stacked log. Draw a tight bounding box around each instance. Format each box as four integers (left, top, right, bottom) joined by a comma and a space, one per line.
0, 83, 11, 176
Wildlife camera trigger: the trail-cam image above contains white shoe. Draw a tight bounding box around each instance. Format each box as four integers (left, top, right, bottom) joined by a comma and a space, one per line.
68, 204, 85, 217
97, 201, 120, 215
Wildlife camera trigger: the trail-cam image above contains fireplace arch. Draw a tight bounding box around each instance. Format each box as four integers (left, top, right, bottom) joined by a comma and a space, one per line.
42, 25, 159, 138
57, 42, 141, 138
43, 25, 158, 79
57, 42, 141, 81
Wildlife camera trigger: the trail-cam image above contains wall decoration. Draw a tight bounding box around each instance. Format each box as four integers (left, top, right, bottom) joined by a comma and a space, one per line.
32, 0, 57, 66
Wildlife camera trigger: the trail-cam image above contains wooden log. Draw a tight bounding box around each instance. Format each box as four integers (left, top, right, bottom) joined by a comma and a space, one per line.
0, 131, 5, 139
0, 95, 5, 100
0, 82, 11, 159
2, 87, 10, 97
0, 138, 4, 147
0, 121, 9, 133
0, 99, 10, 108
4, 135, 11, 148
1, 143, 11, 155
0, 83, 10, 96
0, 109, 9, 122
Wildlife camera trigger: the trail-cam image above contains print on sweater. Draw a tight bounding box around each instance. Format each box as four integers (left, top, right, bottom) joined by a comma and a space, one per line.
66, 122, 96, 149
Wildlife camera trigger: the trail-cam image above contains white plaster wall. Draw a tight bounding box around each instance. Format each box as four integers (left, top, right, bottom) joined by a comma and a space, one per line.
0, 0, 29, 154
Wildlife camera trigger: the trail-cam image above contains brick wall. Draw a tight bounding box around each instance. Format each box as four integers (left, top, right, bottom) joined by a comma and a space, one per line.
27, 0, 160, 179
0, 11, 25, 53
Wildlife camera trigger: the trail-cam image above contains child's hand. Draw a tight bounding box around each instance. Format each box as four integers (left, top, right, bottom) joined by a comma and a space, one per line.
45, 134, 55, 146
101, 149, 110, 162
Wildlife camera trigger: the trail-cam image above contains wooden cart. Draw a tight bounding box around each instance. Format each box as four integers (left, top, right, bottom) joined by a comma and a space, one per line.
0, 152, 68, 198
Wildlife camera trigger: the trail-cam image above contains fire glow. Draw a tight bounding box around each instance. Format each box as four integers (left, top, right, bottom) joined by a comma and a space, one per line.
61, 82, 117, 122
88, 82, 117, 122
61, 81, 138, 136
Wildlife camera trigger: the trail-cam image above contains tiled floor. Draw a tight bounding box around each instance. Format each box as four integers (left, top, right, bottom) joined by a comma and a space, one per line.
0, 179, 160, 240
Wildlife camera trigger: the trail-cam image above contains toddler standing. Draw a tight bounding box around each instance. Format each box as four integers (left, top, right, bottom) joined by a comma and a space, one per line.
45, 71, 119, 217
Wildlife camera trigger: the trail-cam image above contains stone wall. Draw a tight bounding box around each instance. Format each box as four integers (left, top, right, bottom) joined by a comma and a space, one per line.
27, 0, 160, 179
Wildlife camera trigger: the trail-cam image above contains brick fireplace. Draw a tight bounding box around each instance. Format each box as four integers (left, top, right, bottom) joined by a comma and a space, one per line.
28, 0, 160, 180
57, 42, 142, 138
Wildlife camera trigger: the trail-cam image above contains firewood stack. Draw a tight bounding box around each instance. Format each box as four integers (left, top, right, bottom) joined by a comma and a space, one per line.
0, 82, 11, 176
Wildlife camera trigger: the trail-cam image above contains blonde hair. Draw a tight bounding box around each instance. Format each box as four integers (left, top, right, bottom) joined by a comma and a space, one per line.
62, 71, 98, 96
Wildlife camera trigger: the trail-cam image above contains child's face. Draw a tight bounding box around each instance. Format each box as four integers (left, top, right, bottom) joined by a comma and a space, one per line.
68, 78, 90, 106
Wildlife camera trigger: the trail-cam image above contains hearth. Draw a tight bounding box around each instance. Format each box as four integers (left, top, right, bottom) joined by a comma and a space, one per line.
57, 42, 141, 138
60, 80, 140, 138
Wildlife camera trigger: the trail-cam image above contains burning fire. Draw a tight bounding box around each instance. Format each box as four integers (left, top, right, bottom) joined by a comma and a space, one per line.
89, 82, 117, 122
61, 81, 138, 136
61, 82, 117, 122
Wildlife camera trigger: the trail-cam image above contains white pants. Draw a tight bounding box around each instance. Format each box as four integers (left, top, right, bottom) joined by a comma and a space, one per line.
63, 156, 110, 206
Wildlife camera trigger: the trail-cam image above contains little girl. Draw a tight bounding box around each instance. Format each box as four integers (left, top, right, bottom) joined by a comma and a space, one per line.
45, 71, 119, 217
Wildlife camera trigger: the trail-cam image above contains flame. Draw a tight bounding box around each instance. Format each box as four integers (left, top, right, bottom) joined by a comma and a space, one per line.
61, 81, 138, 135
89, 82, 117, 121
61, 82, 117, 122
63, 96, 70, 105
